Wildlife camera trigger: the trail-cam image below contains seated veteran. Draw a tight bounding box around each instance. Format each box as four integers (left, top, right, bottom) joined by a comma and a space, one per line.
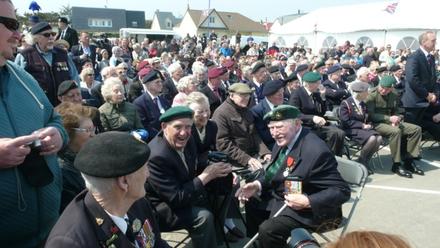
145, 106, 232, 248
339, 81, 383, 174
212, 83, 271, 170
288, 71, 346, 156
322, 65, 351, 111
366, 76, 423, 178
236, 105, 350, 247
45, 131, 170, 248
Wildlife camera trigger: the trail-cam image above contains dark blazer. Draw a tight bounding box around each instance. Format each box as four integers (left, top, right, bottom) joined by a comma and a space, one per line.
90, 83, 104, 107
339, 97, 378, 145
145, 132, 206, 231
288, 87, 327, 128
45, 191, 169, 248
162, 78, 179, 104
403, 48, 437, 108
71, 44, 97, 73
128, 80, 144, 103
259, 128, 350, 228
251, 99, 275, 150
191, 121, 218, 169
322, 79, 350, 109
56, 27, 79, 50
248, 80, 265, 105
133, 93, 170, 139
198, 84, 226, 114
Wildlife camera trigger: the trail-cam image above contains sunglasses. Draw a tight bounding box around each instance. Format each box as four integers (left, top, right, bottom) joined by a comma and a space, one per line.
0, 16, 19, 31
86, 74, 94, 76
41, 32, 57, 38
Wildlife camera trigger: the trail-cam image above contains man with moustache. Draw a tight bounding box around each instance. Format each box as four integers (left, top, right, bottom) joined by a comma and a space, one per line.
15, 21, 78, 106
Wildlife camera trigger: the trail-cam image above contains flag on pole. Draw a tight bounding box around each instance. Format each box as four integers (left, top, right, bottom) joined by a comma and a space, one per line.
384, 2, 399, 14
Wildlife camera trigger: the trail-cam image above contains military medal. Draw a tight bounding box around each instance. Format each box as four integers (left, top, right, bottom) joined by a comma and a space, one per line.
283, 169, 289, 177
96, 217, 104, 226
284, 176, 302, 195
283, 156, 296, 177
132, 219, 142, 233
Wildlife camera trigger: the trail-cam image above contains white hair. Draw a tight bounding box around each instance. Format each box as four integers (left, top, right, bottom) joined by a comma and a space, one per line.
356, 67, 370, 79
101, 77, 124, 102
185, 91, 210, 109
176, 75, 196, 92
82, 173, 115, 196
192, 61, 207, 74
167, 62, 182, 75
101, 66, 115, 79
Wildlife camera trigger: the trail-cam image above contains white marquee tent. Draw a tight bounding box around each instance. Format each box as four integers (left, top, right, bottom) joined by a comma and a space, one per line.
269, 0, 440, 52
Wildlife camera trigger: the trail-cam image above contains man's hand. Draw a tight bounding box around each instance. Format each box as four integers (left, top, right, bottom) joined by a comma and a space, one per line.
312, 116, 326, 126
248, 157, 263, 171
262, 154, 272, 163
235, 181, 260, 202
284, 194, 311, 210
362, 124, 372, 129
35, 127, 64, 155
426, 92, 437, 103
433, 113, 440, 123
389, 115, 401, 125
198, 162, 232, 185
0, 135, 38, 168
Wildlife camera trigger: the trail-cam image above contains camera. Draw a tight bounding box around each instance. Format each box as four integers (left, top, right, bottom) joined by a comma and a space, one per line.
27, 139, 42, 151
288, 228, 320, 248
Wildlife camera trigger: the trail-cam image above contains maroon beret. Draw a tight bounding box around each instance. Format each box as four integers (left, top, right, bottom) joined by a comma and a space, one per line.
208, 67, 227, 79
222, 59, 235, 69
136, 60, 150, 72
138, 67, 153, 79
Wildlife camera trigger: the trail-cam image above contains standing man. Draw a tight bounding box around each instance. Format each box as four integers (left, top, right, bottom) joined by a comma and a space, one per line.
0, 1, 69, 246
403, 31, 438, 128
146, 106, 232, 248
236, 105, 350, 246
71, 32, 97, 73
249, 61, 270, 105
55, 17, 78, 50
46, 132, 170, 248
198, 67, 227, 114
15, 22, 78, 106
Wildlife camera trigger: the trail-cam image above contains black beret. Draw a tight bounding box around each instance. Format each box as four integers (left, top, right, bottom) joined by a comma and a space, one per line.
264, 105, 301, 121
389, 65, 401, 72
346, 74, 357, 82
284, 73, 298, 83
159, 106, 194, 123
57, 80, 79, 96
353, 63, 363, 70
268, 66, 280, 73
295, 64, 309, 73
262, 80, 285, 96
206, 60, 215, 67
74, 131, 151, 178
313, 61, 325, 70
142, 70, 164, 84
251, 61, 266, 74
376, 66, 387, 73
31, 21, 52, 35
327, 65, 342, 75
58, 17, 69, 24
341, 64, 352, 70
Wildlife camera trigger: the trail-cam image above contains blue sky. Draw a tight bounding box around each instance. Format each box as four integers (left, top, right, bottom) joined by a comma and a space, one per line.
16, 0, 388, 22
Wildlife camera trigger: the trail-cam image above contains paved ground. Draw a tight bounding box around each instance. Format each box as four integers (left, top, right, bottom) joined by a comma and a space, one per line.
162, 141, 440, 248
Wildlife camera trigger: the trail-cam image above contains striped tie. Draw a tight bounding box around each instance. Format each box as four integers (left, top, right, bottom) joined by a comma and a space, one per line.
264, 147, 287, 183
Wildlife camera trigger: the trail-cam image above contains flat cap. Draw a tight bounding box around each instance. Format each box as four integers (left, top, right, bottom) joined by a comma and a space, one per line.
350, 81, 369, 92
142, 70, 163, 84
268, 66, 280, 74
379, 75, 396, 88
229, 82, 254, 94
389, 65, 401, 72
159, 106, 194, 123
208, 67, 227, 79
295, 64, 309, 73
74, 131, 151, 178
57, 80, 78, 96
58, 17, 69, 24
327, 65, 342, 75
376, 66, 387, 73
31, 21, 52, 35
284, 73, 298, 83
262, 80, 285, 96
302, 72, 321, 83
251, 61, 266, 74
264, 105, 301, 122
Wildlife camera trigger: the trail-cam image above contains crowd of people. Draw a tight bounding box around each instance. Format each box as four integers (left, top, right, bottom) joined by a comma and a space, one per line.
1, 0, 438, 246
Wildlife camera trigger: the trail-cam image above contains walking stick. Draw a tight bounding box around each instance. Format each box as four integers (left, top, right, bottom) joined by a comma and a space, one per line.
243, 203, 288, 248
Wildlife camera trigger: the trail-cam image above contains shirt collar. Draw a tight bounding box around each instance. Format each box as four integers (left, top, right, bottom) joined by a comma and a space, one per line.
105, 211, 128, 234
420, 46, 430, 57
304, 86, 313, 97
285, 126, 302, 153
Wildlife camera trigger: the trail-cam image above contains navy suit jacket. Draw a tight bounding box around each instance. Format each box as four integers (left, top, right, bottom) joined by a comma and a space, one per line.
322, 79, 350, 109
70, 44, 97, 73
288, 87, 327, 128
162, 78, 178, 104
403, 48, 437, 108
259, 128, 350, 227
251, 99, 275, 150
133, 93, 170, 139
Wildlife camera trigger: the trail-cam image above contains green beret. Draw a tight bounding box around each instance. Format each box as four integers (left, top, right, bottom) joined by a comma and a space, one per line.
263, 105, 301, 122
379, 75, 396, 88
229, 82, 254, 94
74, 131, 151, 178
159, 106, 194, 123
302, 72, 321, 83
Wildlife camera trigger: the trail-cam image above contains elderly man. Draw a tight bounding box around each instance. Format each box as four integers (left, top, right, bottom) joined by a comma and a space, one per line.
366, 75, 423, 178
146, 106, 232, 248
45, 132, 170, 248
252, 79, 286, 150
248, 61, 270, 105
213, 83, 271, 169
236, 105, 350, 247
55, 17, 78, 50
199, 66, 227, 114
322, 65, 351, 111
133, 69, 170, 138
0, 1, 69, 245
162, 62, 183, 103
288, 72, 346, 156
15, 21, 79, 106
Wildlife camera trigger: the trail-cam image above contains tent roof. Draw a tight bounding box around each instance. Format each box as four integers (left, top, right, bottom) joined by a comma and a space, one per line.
271, 0, 440, 35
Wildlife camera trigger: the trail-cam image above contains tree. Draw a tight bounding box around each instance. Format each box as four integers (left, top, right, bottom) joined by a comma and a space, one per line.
59, 4, 72, 20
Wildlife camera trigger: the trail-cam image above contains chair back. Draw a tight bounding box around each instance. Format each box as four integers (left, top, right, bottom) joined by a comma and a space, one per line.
336, 156, 368, 187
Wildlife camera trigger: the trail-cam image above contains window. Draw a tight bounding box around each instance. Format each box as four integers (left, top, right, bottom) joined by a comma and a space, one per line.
322, 36, 337, 49
131, 21, 138, 27
88, 18, 112, 27
297, 36, 309, 48
209, 17, 215, 23
396, 36, 418, 51
356, 36, 374, 48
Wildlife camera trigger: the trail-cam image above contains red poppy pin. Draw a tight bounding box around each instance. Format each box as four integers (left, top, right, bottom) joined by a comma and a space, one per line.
286, 156, 295, 168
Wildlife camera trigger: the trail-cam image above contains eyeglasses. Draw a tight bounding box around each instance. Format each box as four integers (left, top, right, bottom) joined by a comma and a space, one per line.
0, 16, 19, 31
41, 32, 57, 38
73, 127, 96, 133
86, 74, 94, 76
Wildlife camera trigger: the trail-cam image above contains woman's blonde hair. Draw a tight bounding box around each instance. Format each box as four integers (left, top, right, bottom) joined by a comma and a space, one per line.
80, 67, 94, 82
176, 75, 196, 92
326, 231, 412, 248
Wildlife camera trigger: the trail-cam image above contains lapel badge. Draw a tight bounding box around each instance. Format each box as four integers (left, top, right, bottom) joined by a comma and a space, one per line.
96, 217, 104, 226
274, 111, 282, 120
286, 156, 295, 169
132, 219, 142, 233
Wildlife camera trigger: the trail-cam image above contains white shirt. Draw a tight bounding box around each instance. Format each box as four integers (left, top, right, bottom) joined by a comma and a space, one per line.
265, 98, 275, 110
353, 98, 364, 115
105, 211, 128, 234
146, 89, 165, 114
